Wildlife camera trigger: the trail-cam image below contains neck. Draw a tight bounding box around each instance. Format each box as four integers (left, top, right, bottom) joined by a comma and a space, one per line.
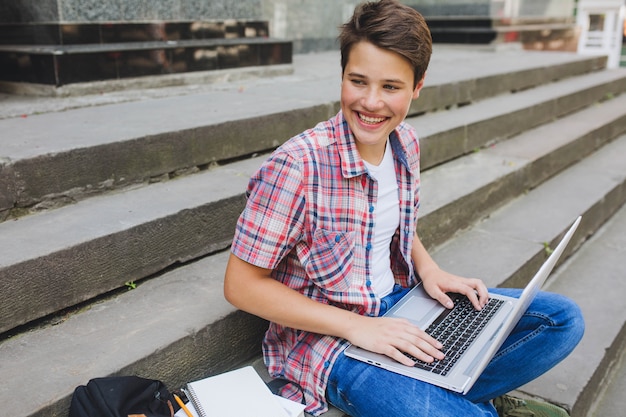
358, 141, 387, 166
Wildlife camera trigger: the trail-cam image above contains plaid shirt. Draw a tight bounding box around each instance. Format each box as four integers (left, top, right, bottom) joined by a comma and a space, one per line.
231, 111, 421, 415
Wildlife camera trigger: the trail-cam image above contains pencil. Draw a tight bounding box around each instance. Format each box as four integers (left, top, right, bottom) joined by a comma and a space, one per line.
173, 393, 194, 417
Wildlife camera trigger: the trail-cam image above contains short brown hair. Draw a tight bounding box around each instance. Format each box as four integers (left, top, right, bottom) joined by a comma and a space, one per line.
339, 0, 432, 88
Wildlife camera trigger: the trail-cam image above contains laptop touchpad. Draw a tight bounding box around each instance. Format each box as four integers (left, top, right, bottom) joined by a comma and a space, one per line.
394, 296, 442, 327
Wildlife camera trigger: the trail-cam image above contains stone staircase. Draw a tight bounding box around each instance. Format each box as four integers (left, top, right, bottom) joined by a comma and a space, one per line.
0, 20, 293, 96
1, 46, 625, 417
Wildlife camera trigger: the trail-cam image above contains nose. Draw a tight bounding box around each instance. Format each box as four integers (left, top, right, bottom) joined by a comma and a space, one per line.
361, 87, 384, 111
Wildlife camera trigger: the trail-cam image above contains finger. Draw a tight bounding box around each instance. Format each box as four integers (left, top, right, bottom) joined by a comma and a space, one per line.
429, 288, 454, 309
475, 281, 490, 307
466, 279, 489, 310
391, 341, 442, 366
406, 338, 445, 362
416, 330, 444, 351
465, 287, 483, 311
400, 328, 445, 361
393, 319, 442, 348
450, 279, 485, 310
389, 347, 420, 367
376, 329, 427, 366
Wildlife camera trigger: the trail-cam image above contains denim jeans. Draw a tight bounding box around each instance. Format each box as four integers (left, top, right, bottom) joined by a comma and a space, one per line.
326, 286, 585, 417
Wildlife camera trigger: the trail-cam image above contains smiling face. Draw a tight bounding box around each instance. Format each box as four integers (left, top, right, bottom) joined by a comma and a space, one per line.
341, 41, 424, 164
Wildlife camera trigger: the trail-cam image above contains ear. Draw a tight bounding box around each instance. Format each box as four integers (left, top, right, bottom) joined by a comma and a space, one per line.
412, 74, 426, 99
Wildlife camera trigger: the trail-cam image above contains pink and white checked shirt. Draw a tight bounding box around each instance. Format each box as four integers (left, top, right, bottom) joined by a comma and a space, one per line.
231, 111, 421, 415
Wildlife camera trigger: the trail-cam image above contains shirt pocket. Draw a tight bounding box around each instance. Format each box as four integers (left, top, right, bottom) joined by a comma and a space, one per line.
303, 228, 355, 294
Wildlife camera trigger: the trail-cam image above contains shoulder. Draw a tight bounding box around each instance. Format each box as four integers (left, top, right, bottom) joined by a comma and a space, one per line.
272, 115, 341, 165
284, 115, 340, 152
251, 115, 341, 189
392, 121, 420, 168
396, 120, 419, 146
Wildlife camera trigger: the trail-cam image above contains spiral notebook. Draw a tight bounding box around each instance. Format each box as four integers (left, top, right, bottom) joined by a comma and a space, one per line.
183, 366, 290, 417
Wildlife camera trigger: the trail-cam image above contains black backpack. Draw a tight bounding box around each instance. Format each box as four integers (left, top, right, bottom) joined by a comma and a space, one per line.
69, 376, 177, 417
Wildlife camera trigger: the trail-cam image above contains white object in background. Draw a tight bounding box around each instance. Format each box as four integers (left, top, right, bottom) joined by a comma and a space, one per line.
577, 0, 626, 68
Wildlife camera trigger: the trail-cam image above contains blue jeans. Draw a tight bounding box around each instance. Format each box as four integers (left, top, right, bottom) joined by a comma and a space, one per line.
326, 286, 584, 417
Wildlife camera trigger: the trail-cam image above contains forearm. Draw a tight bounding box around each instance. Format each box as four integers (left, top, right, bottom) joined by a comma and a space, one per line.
225, 252, 446, 365
411, 231, 441, 279
224, 253, 364, 342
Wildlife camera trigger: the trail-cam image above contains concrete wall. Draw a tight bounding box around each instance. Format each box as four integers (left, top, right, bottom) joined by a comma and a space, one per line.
0, 0, 577, 54
0, 0, 59, 22
0, 0, 356, 53
262, 0, 576, 53
0, 0, 264, 23
260, 0, 358, 53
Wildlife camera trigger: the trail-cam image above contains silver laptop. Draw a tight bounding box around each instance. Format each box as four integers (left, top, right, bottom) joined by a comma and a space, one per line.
344, 216, 581, 394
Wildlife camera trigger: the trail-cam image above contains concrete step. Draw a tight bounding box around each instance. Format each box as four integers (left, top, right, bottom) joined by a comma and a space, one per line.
0, 20, 274, 46
0, 49, 607, 219
429, 136, 626, 416
0, 156, 259, 334
0, 37, 293, 88
3, 90, 625, 335
0, 249, 254, 417
587, 330, 626, 417
0, 47, 622, 417
429, 134, 626, 290
412, 90, 626, 248
2, 129, 625, 417
413, 68, 626, 168
0, 20, 292, 91
519, 203, 626, 417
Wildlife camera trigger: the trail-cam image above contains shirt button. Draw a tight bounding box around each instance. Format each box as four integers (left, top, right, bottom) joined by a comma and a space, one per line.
366, 243, 372, 250
324, 360, 330, 368
366, 280, 372, 287
335, 235, 341, 243
369, 205, 375, 213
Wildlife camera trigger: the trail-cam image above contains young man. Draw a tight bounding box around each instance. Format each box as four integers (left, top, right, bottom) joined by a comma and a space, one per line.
224, 1, 584, 416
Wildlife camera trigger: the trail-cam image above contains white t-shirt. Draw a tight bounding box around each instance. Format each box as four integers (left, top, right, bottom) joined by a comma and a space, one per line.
363, 140, 400, 297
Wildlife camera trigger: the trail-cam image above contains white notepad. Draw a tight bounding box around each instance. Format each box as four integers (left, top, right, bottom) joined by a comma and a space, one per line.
274, 394, 306, 417
175, 394, 305, 417
184, 366, 290, 417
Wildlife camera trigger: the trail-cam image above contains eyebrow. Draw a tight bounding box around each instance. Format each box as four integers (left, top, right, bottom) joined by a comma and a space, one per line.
346, 72, 407, 85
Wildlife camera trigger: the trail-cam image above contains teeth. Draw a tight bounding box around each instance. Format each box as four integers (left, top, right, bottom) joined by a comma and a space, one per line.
359, 113, 385, 124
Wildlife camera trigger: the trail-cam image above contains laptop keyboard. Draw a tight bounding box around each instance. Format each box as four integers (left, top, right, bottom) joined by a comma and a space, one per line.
405, 295, 505, 376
